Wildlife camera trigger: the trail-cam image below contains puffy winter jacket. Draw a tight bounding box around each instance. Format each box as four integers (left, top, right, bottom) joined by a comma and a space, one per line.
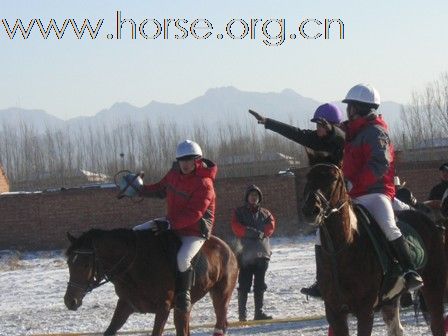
231, 185, 276, 263
342, 113, 395, 199
140, 158, 217, 238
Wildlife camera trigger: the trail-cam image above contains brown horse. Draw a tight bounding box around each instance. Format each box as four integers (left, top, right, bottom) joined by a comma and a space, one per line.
301, 163, 447, 336
64, 229, 238, 336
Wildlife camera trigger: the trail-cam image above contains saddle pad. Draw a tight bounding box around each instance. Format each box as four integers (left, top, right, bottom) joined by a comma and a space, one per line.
355, 205, 427, 272
397, 220, 427, 270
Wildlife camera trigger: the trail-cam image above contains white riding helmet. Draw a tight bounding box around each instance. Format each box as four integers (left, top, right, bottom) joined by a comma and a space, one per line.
176, 140, 202, 160
342, 83, 381, 107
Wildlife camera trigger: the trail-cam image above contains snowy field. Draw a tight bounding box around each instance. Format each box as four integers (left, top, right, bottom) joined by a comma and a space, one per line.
0, 236, 437, 335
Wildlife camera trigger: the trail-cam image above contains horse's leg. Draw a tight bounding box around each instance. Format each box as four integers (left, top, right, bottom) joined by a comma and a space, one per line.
209, 283, 232, 335
420, 285, 445, 336
356, 308, 375, 336
381, 299, 403, 336
174, 308, 191, 336
325, 305, 349, 336
151, 308, 171, 336
104, 299, 133, 336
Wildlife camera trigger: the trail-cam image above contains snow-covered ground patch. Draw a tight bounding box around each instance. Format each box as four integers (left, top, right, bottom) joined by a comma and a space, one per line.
0, 236, 435, 335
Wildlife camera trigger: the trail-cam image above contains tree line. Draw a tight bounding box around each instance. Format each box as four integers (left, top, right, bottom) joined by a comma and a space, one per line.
1, 72, 446, 191
0, 119, 306, 191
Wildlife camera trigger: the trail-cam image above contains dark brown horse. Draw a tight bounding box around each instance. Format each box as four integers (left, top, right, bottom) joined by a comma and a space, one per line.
64, 229, 238, 336
301, 163, 447, 336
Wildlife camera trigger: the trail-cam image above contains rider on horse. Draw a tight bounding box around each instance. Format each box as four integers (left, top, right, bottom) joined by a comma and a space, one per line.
133, 140, 217, 313
341, 83, 423, 292
249, 100, 419, 298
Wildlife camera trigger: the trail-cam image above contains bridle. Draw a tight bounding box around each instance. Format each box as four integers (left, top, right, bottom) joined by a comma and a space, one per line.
67, 240, 137, 296
305, 163, 348, 225
307, 163, 350, 311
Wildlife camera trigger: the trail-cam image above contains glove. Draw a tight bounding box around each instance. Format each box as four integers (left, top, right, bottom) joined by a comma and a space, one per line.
315, 117, 333, 132
245, 227, 264, 239
248, 109, 266, 125
152, 219, 170, 234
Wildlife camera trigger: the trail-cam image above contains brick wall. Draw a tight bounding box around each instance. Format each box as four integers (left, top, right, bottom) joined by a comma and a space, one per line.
0, 165, 9, 193
213, 175, 300, 240
0, 175, 299, 251
0, 160, 445, 251
395, 160, 446, 201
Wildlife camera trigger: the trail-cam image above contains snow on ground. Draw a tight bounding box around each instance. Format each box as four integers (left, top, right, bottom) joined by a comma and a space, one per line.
0, 236, 436, 335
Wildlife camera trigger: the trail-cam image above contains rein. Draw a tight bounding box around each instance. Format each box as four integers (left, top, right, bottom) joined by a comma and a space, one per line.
309, 163, 350, 312
315, 189, 348, 221
67, 235, 138, 295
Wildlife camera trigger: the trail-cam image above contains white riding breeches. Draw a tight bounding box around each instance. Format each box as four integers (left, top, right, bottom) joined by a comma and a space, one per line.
392, 198, 412, 211
177, 236, 206, 272
353, 193, 402, 241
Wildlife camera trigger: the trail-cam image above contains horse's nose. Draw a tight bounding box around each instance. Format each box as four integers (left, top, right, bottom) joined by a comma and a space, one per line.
64, 294, 80, 311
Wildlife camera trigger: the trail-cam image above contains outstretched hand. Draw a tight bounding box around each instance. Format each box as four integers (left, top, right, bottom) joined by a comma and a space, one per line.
315, 117, 333, 132
248, 109, 266, 124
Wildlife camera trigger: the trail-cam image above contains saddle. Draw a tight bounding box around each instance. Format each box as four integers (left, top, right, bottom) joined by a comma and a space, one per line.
354, 205, 427, 301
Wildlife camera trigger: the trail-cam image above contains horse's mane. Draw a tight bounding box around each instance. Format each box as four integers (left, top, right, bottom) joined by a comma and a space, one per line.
65, 228, 137, 256
336, 186, 357, 244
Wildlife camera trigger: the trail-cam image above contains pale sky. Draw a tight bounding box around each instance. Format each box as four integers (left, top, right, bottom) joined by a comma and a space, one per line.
1, 0, 447, 119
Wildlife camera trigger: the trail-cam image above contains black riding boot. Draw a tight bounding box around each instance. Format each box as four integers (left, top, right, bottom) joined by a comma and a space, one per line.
254, 290, 272, 320
300, 245, 322, 298
175, 268, 194, 313
237, 290, 248, 322
390, 236, 424, 291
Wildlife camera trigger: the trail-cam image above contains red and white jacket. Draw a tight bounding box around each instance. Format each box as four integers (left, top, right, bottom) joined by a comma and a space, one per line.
342, 113, 395, 199
140, 159, 217, 238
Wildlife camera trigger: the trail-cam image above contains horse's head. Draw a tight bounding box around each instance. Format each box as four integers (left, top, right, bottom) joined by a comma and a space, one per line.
64, 232, 97, 311
302, 163, 349, 226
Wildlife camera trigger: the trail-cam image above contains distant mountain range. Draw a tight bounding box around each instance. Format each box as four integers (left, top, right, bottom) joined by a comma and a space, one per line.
0, 86, 404, 133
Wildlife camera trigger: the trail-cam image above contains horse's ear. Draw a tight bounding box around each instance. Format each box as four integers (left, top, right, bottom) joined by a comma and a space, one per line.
67, 232, 77, 243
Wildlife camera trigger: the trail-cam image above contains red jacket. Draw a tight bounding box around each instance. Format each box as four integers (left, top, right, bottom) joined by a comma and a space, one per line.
141, 159, 217, 237
342, 114, 395, 199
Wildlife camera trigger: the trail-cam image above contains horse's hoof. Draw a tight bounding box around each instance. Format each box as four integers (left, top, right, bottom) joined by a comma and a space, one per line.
213, 328, 225, 336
